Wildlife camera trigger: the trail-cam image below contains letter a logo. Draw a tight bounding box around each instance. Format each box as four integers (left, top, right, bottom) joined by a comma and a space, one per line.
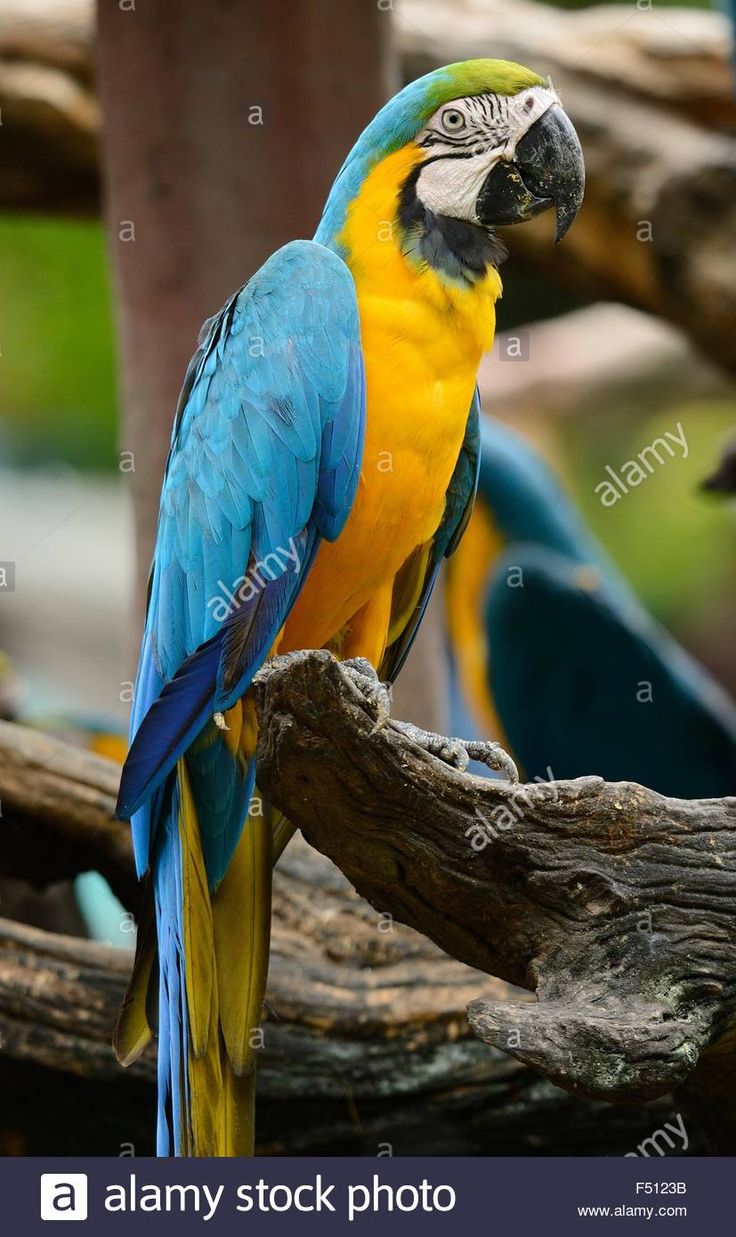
40, 1174, 88, 1221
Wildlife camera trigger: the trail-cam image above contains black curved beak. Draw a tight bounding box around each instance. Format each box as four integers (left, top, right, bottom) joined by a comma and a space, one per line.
476, 105, 585, 243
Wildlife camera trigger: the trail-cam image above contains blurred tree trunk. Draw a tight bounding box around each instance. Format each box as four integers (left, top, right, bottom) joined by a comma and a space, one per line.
96, 0, 396, 624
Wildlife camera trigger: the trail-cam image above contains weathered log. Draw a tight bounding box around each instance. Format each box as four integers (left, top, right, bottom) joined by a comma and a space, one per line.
253, 650, 736, 1140
0, 716, 519, 1153
0, 854, 703, 1157
0, 702, 714, 1154
399, 0, 736, 129
0, 0, 99, 212
0, 0, 92, 76
7, 0, 733, 164
0, 719, 137, 910
0, 717, 500, 1078
0, 843, 502, 1089
481, 304, 730, 427
3, 666, 736, 1118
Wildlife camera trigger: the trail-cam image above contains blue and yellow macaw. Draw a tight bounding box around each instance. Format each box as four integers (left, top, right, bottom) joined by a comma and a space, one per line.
447, 417, 736, 797
113, 60, 584, 1156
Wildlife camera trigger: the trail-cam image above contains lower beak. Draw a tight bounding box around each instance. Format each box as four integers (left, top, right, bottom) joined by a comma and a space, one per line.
476, 105, 585, 243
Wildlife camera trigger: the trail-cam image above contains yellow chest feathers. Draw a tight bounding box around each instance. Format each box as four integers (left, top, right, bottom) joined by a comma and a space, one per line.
337, 144, 501, 477
339, 143, 502, 362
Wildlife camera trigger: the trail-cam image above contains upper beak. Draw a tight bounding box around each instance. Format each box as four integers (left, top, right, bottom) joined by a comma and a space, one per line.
476, 105, 585, 243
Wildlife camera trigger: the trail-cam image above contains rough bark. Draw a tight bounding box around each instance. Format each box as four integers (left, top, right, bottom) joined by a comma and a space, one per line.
0, 853, 704, 1157
0, 719, 136, 910
0, 0, 98, 212
253, 652, 736, 1131
481, 303, 729, 427
0, 715, 518, 1154
0, 678, 731, 1152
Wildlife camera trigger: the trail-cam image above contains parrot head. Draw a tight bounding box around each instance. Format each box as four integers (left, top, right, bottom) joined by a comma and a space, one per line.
414, 62, 584, 244
318, 59, 584, 266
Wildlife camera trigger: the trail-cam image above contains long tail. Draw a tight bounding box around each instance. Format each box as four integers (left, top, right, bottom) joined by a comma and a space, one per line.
114, 751, 272, 1156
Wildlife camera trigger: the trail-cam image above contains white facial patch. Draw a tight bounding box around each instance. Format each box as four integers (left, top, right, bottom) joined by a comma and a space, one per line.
415, 85, 560, 224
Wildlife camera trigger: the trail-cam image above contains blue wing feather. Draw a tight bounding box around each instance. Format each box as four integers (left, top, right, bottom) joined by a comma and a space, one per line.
118, 240, 366, 883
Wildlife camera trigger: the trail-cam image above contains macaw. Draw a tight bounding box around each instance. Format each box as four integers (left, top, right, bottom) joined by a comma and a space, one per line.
113, 60, 584, 1157
446, 417, 736, 797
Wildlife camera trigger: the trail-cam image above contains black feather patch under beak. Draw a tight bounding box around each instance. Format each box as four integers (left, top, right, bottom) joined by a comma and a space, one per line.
476, 105, 585, 243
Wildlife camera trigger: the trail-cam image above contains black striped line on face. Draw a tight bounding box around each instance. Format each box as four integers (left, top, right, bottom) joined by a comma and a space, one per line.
420, 93, 517, 157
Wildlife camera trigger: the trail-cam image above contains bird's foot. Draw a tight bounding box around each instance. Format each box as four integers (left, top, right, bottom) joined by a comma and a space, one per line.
393, 721, 519, 783
340, 658, 518, 781
341, 657, 392, 733
461, 738, 519, 783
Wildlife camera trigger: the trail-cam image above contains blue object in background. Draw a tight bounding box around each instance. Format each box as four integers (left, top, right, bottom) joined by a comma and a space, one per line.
74, 872, 130, 950
446, 418, 736, 798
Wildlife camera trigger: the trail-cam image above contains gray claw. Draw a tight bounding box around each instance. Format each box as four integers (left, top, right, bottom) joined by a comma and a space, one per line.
391, 722, 468, 770
340, 658, 519, 783
463, 740, 519, 784
342, 658, 392, 732
394, 722, 519, 783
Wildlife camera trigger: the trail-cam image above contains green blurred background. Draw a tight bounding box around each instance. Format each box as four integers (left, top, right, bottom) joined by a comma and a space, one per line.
0, 217, 117, 469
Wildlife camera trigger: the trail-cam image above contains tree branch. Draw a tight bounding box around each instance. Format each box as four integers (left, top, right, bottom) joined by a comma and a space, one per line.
0, 720, 137, 909
1, 903, 692, 1155
253, 651, 736, 1116
2, 657, 735, 1147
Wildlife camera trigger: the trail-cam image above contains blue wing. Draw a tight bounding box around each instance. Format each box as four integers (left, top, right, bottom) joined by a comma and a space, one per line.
486, 543, 736, 797
117, 240, 366, 873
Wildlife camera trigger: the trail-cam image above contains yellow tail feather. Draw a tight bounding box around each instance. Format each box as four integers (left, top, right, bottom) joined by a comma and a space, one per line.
178, 760, 215, 1057
116, 760, 289, 1155
113, 880, 155, 1066
181, 756, 272, 1155
212, 808, 273, 1078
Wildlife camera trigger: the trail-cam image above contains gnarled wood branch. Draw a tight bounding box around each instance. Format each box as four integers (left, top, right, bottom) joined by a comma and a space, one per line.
1, 900, 691, 1156
1, 665, 734, 1151
0, 719, 137, 910
0, 714, 539, 1155
253, 651, 736, 1129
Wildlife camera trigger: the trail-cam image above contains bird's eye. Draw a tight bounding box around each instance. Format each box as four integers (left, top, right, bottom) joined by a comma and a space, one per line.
441, 108, 466, 134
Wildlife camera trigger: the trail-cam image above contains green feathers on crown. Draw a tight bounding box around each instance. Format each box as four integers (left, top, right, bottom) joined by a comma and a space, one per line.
428, 59, 546, 110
